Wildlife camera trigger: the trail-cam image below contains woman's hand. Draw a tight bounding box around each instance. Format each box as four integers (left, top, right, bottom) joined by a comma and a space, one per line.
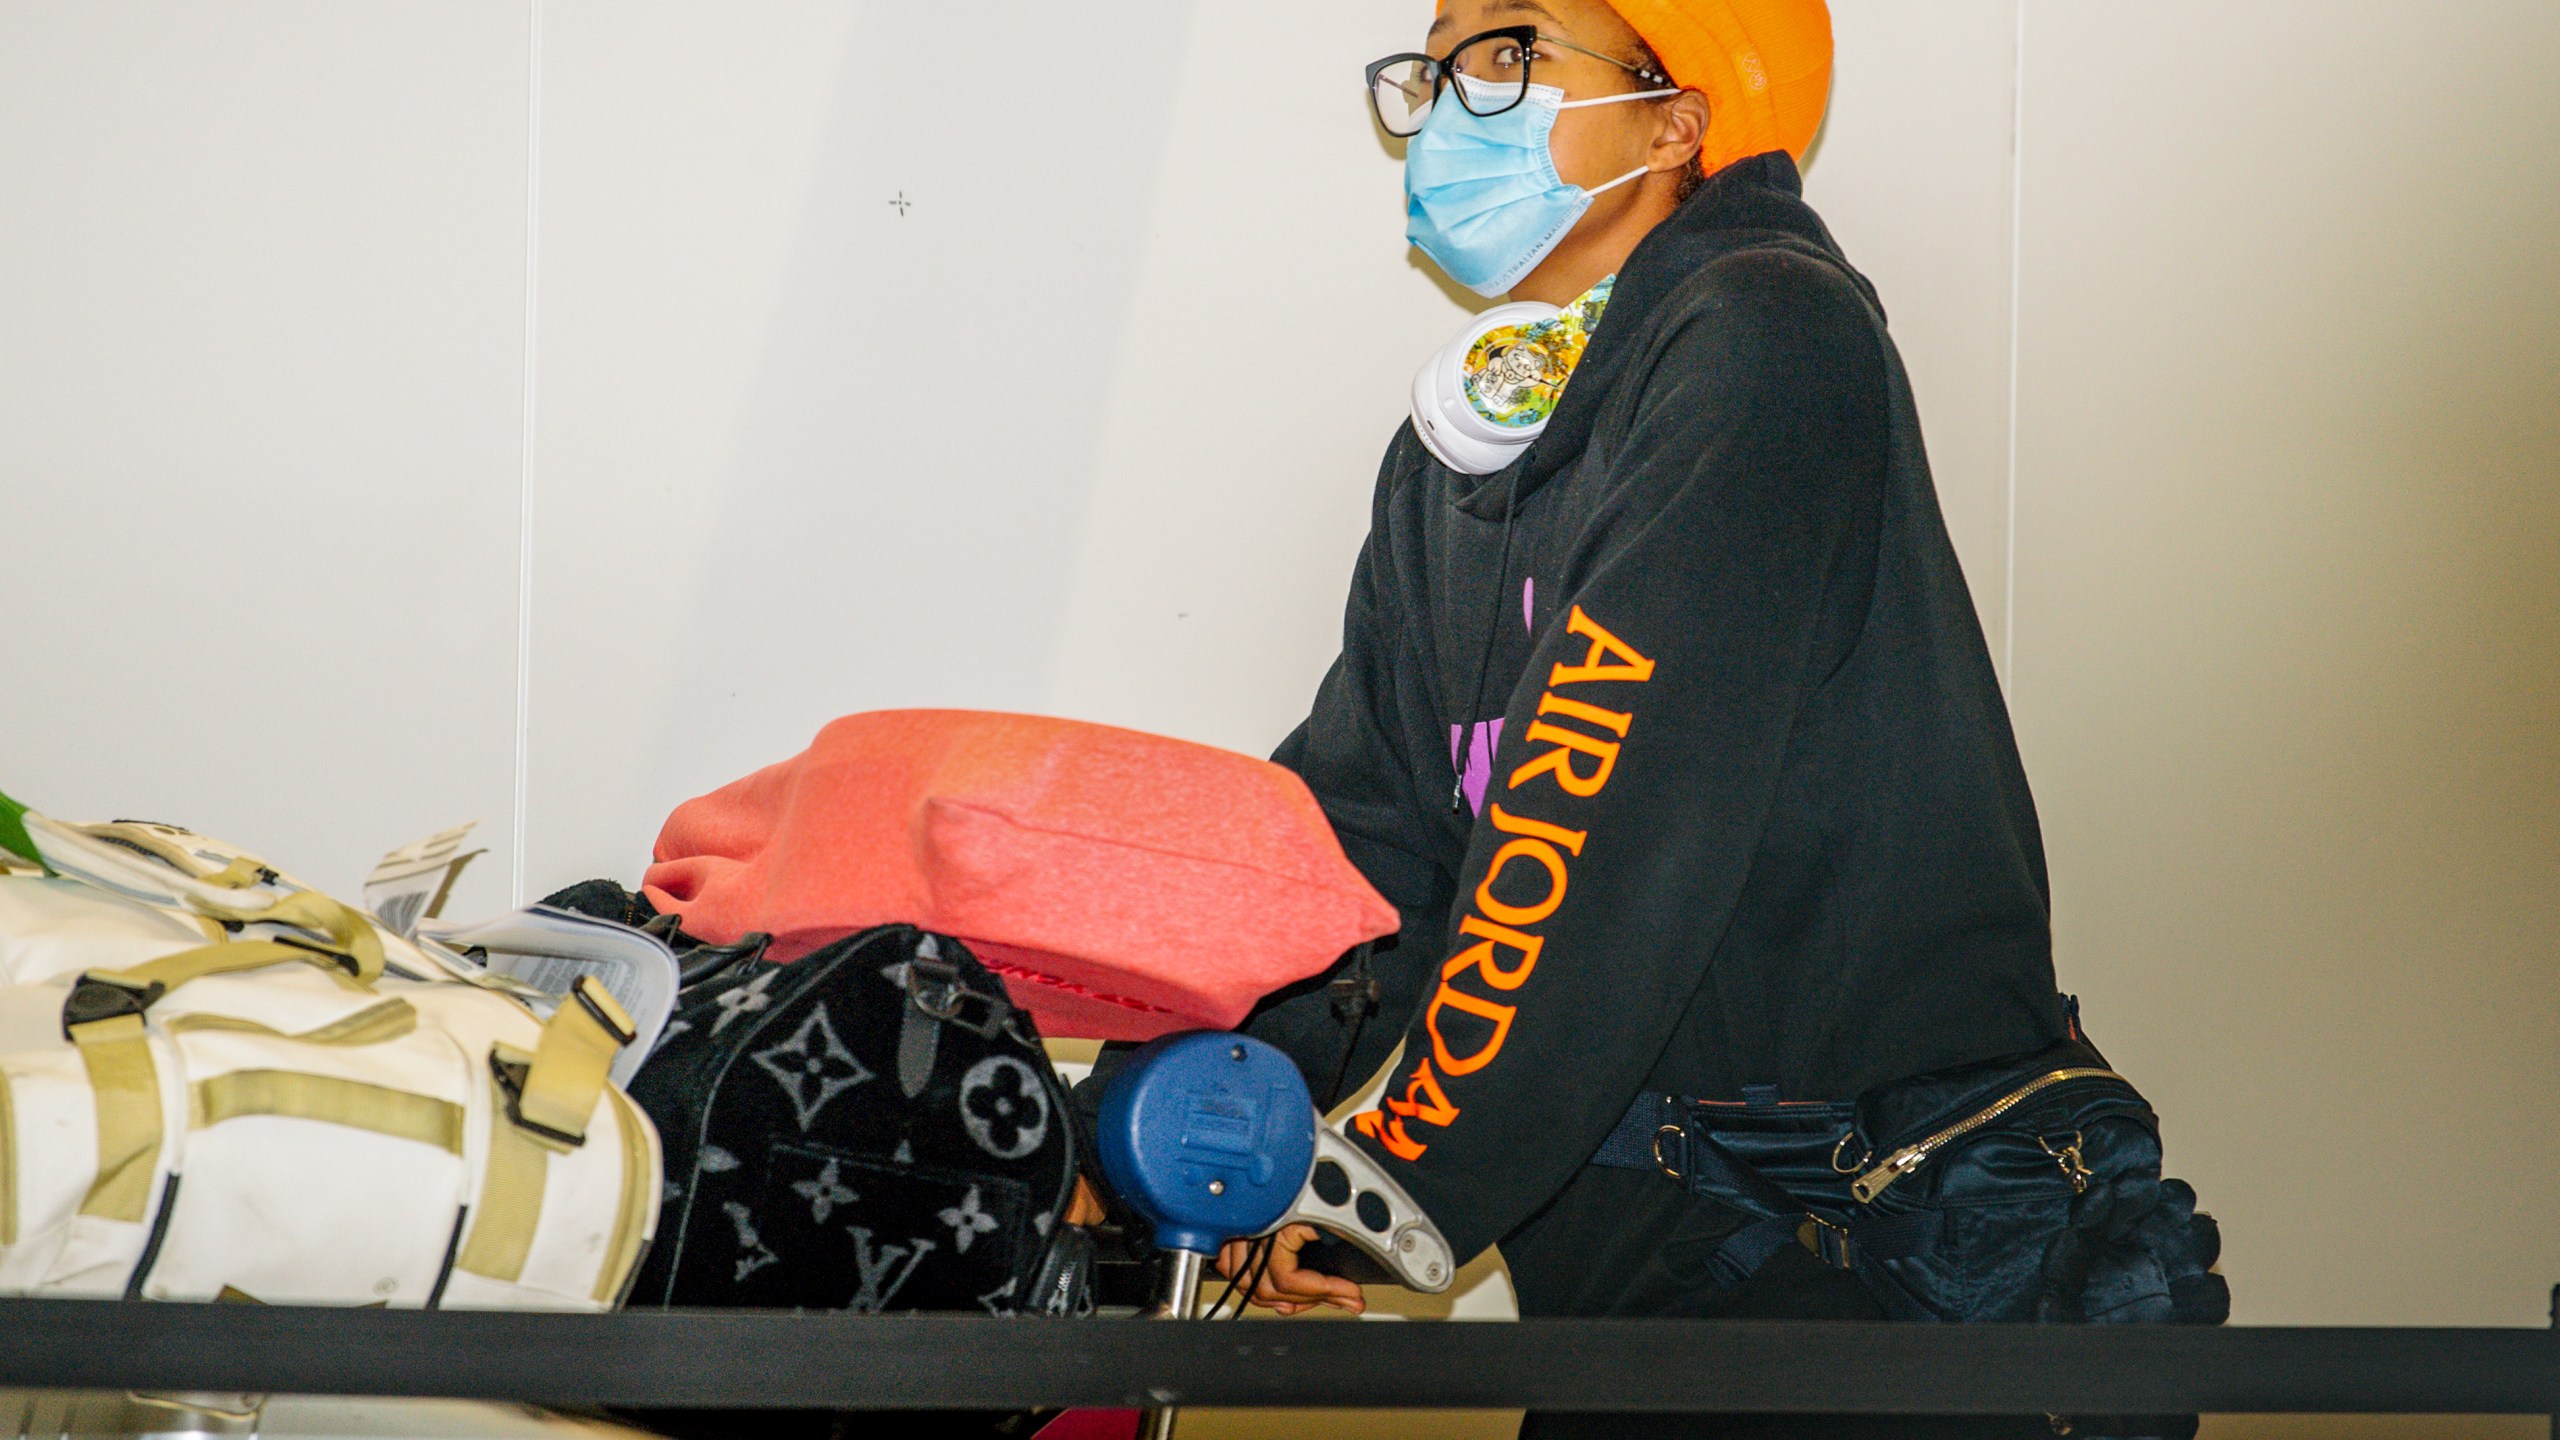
1213, 1223, 1367, 1316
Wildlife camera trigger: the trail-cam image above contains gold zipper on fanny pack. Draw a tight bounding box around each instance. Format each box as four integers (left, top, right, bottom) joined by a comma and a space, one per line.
1849, 1067, 2123, 1203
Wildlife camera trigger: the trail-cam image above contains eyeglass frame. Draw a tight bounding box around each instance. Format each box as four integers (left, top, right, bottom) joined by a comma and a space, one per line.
1363, 24, 1675, 137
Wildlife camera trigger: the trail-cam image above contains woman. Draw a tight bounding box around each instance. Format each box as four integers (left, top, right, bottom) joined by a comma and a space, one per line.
1233, 2, 2068, 1434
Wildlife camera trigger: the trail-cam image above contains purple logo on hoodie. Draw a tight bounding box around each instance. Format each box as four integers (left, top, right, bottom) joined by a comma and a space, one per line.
1448, 719, 1503, 816
1447, 578, 1540, 816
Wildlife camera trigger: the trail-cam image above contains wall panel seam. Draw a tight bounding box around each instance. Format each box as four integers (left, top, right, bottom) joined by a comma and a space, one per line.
512, 0, 546, 907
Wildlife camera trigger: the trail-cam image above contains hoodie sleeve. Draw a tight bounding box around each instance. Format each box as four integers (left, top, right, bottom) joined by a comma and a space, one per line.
1343, 248, 1892, 1264
1252, 447, 1465, 1109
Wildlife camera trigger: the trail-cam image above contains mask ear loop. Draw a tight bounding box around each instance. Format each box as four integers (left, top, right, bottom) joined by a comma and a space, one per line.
1554, 87, 1681, 110
1581, 166, 1649, 198
1553, 87, 1682, 200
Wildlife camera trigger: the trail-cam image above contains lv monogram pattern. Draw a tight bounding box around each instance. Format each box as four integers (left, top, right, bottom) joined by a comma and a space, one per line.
627, 926, 1080, 1315
749, 1003, 875, 1130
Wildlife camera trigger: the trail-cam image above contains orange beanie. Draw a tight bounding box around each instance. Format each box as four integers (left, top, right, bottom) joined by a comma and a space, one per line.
1602, 0, 1833, 175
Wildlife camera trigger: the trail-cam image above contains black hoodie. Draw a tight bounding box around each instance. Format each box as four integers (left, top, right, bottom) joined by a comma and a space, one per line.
1251, 154, 2065, 1274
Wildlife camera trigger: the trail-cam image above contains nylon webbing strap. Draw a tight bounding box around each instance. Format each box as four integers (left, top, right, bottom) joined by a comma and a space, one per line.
0, 1303, 2547, 1415
190, 1070, 464, 1155
1595, 1091, 1930, 1282
1587, 1091, 1674, 1170
461, 979, 638, 1281
194, 856, 271, 890
70, 1014, 161, 1222
88, 940, 357, 1003
164, 999, 418, 1048
510, 978, 633, 1149
456, 1073, 549, 1284
185, 891, 384, 984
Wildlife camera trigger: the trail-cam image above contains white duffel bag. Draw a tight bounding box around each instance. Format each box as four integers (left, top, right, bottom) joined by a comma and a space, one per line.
0, 795, 659, 1310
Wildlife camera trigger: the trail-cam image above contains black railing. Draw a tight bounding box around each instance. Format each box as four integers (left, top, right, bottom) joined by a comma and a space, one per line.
0, 1299, 2554, 1418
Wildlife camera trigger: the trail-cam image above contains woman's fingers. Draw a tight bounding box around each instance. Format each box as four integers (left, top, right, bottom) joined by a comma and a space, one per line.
1207, 1224, 1371, 1316
1246, 1224, 1367, 1315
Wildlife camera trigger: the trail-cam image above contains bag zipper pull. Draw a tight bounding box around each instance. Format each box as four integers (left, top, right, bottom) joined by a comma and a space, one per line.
1850, 1146, 1926, 1204
1850, 1066, 2123, 1204
2039, 1131, 2092, 1195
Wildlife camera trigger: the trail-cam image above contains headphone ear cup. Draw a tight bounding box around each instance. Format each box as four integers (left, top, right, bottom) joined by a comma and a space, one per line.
1410, 302, 1565, 476
1411, 329, 1497, 475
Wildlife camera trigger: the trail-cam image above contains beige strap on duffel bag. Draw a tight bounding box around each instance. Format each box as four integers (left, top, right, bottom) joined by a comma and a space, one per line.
0, 792, 659, 1310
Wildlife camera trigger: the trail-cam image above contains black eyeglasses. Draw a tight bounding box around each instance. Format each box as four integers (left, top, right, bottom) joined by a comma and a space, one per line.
1364, 24, 1672, 138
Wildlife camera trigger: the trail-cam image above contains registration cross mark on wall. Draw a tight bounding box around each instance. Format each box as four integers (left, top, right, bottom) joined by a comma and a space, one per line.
888, 192, 912, 216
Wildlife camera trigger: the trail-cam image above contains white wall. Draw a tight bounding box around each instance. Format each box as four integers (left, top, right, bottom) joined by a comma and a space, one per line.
3, 0, 2554, 1380
2010, 1, 2560, 1333
519, 0, 1453, 894
0, 0, 531, 913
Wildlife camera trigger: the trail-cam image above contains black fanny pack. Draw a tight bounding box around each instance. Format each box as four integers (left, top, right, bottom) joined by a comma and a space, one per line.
1593, 1000, 2228, 1332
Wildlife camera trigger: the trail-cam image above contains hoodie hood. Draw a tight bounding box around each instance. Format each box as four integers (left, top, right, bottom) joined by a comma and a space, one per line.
1460, 150, 1877, 518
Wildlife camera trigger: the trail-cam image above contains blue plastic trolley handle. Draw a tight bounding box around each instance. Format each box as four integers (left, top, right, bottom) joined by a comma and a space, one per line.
1095, 1031, 1320, 1258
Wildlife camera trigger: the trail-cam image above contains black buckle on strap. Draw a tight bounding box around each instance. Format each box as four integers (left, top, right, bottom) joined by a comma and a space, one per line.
903, 953, 1017, 1040
488, 1049, 587, 1149
1799, 1214, 1856, 1270
62, 973, 166, 1039
570, 977, 638, 1047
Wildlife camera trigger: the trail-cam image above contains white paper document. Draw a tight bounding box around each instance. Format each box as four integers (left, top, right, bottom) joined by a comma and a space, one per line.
420, 905, 679, 1086
364, 822, 486, 939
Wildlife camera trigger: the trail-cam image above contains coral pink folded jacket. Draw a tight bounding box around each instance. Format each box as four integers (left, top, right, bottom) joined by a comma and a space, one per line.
642, 710, 1400, 1042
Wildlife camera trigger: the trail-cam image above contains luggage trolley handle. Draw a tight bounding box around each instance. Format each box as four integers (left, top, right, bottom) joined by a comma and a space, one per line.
1266, 1124, 1452, 1292
1096, 1032, 1455, 1440
1141, 1126, 1454, 1314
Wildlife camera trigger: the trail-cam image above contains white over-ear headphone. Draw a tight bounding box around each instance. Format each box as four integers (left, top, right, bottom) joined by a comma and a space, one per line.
1410, 301, 1563, 476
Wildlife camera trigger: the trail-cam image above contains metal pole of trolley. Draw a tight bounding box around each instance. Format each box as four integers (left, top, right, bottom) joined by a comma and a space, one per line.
1143, 1250, 1208, 1440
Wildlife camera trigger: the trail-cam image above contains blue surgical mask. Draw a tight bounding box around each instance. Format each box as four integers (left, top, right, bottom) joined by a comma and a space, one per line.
1404, 76, 1675, 298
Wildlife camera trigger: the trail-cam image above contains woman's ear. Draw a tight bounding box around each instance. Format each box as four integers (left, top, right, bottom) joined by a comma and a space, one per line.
1649, 90, 1711, 172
